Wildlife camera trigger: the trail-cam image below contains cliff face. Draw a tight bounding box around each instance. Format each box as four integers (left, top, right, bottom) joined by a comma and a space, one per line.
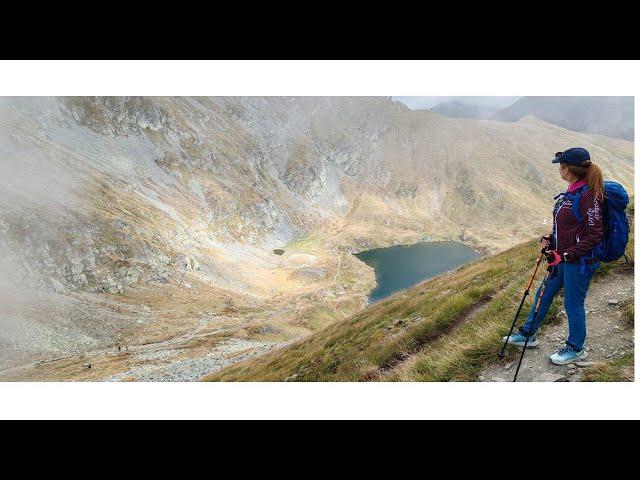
0, 97, 634, 372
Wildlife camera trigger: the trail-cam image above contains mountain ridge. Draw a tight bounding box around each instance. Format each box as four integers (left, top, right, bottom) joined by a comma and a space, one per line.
492, 96, 634, 141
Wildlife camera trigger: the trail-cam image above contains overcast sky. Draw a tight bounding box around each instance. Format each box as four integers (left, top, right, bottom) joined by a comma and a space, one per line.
393, 96, 522, 110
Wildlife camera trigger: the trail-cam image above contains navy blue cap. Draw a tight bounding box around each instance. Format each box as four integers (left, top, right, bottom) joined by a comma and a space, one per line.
552, 147, 591, 165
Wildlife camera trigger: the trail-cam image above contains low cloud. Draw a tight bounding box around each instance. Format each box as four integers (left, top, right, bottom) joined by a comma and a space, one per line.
393, 96, 522, 110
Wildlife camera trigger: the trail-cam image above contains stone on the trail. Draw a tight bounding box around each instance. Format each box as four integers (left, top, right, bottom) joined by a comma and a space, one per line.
491, 376, 507, 382
478, 375, 485, 381
504, 361, 515, 370
83, 363, 92, 369
608, 299, 619, 306
533, 373, 567, 382
574, 361, 595, 367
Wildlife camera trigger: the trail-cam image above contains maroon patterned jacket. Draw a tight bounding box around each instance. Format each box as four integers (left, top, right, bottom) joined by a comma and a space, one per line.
551, 180, 604, 264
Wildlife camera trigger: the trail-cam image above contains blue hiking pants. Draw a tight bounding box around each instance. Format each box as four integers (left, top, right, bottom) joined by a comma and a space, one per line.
519, 261, 600, 351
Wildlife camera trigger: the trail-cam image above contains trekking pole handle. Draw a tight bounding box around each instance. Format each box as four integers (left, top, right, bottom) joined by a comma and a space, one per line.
540, 235, 551, 255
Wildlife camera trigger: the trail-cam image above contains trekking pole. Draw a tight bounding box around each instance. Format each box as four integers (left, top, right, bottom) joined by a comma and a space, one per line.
499, 243, 548, 358
512, 263, 554, 382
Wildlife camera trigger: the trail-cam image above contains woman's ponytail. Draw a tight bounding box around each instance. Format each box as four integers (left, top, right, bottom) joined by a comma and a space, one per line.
566, 161, 605, 202
585, 162, 605, 202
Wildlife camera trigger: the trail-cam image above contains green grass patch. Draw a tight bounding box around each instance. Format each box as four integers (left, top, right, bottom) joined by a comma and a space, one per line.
403, 273, 563, 382
283, 234, 324, 253
582, 353, 634, 382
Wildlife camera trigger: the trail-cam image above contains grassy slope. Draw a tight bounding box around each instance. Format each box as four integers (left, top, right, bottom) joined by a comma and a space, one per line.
205, 199, 634, 382
204, 238, 539, 381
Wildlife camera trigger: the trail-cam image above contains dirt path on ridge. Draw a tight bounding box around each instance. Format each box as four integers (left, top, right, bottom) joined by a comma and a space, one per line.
481, 269, 634, 382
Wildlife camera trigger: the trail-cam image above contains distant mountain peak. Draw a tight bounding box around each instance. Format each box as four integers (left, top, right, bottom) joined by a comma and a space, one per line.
491, 96, 634, 140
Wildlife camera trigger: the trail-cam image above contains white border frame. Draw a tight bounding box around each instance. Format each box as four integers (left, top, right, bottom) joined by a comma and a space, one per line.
0, 60, 637, 420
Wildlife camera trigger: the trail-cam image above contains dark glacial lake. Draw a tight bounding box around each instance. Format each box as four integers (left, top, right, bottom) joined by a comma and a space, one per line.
355, 241, 481, 303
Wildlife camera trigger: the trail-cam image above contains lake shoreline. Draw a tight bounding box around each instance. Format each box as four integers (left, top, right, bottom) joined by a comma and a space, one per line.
354, 240, 482, 303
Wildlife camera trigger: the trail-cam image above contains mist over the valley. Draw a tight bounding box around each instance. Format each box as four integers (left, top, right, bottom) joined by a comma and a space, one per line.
492, 96, 634, 140
396, 96, 634, 140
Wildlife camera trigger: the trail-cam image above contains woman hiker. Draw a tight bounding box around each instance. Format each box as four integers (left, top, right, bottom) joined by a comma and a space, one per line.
504, 147, 605, 365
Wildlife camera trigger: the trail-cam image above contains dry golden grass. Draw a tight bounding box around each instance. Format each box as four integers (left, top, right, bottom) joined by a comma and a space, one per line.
205, 237, 548, 381
582, 353, 634, 382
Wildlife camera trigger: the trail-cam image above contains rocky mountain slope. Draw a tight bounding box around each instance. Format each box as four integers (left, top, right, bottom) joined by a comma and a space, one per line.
0, 96, 634, 380
492, 96, 634, 140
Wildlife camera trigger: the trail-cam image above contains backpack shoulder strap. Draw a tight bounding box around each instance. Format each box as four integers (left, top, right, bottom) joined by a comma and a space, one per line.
571, 185, 589, 223
554, 185, 588, 223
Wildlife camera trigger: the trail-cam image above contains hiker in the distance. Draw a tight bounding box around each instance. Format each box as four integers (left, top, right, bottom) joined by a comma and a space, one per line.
504, 147, 605, 365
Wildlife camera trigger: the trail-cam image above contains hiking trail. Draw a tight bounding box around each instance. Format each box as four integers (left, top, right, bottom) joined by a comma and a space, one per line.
481, 267, 634, 382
